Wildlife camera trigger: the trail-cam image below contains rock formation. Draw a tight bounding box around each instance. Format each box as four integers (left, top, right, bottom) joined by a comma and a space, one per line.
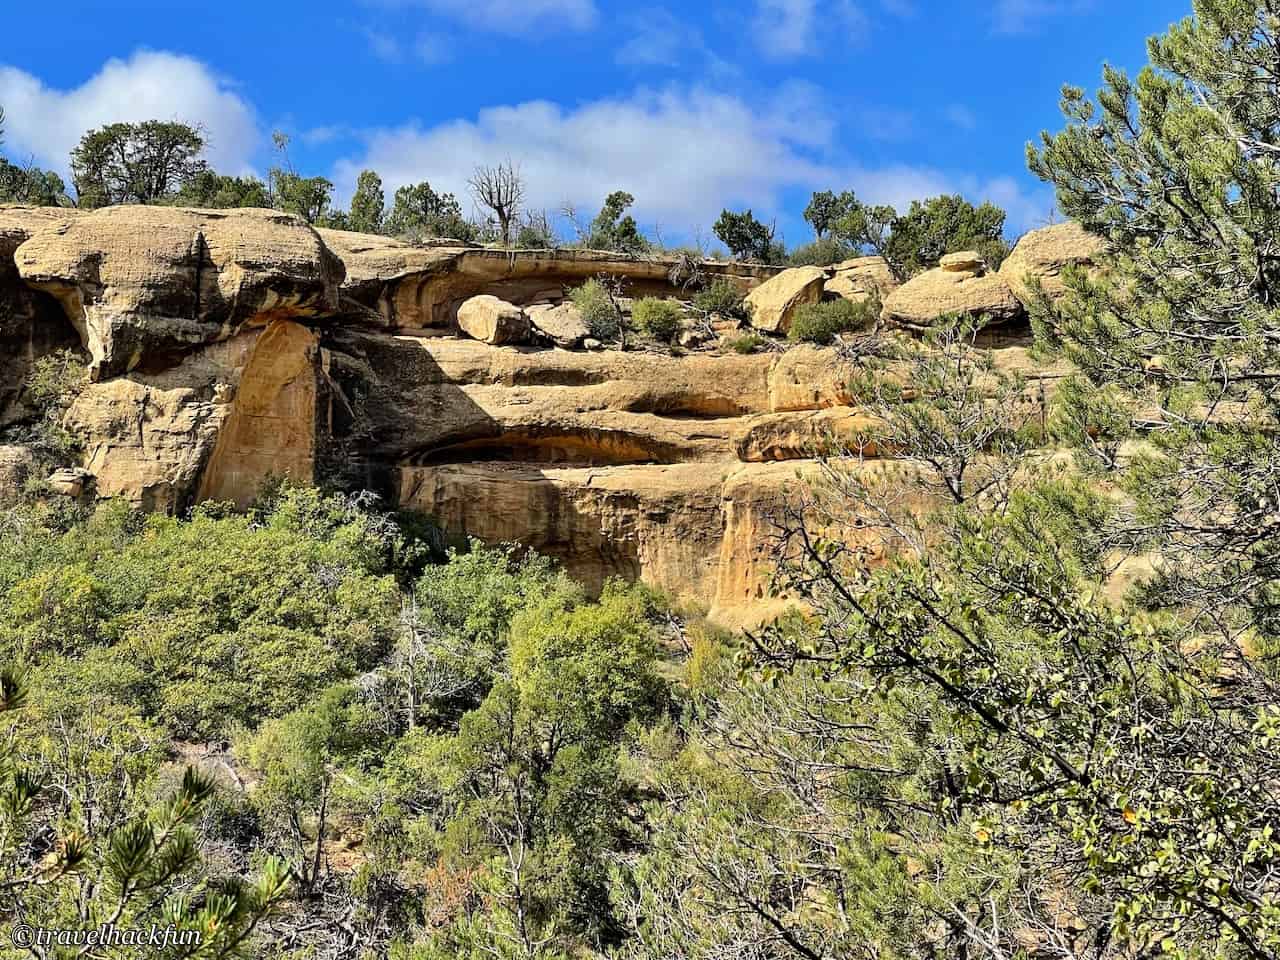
744, 266, 826, 334
881, 250, 1024, 329
825, 256, 898, 304
457, 295, 530, 345
17, 206, 343, 380
0, 204, 1088, 624
998, 221, 1109, 305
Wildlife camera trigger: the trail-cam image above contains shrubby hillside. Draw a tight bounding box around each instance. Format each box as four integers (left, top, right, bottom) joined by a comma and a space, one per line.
5, 2, 1280, 959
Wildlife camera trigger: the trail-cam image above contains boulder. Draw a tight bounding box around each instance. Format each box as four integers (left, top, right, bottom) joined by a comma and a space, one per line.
456, 295, 530, 345
46, 467, 93, 498
939, 251, 984, 272
527, 302, 589, 347
0, 445, 35, 501
825, 256, 897, 304
16, 205, 344, 379
998, 222, 1109, 305
744, 266, 826, 334
881, 257, 1024, 330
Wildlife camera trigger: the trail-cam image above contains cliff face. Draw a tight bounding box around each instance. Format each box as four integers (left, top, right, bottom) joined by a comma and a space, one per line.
0, 204, 1096, 624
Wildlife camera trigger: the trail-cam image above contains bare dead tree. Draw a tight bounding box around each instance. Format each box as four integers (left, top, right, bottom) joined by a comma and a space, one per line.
469, 160, 524, 246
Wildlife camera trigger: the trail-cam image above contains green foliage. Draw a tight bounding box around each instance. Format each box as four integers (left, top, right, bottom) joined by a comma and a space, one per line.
385, 180, 477, 241
70, 121, 207, 208
0, 667, 291, 955
826, 190, 899, 271
786, 295, 878, 344
820, 189, 1011, 280
569, 278, 622, 342
349, 168, 386, 234
585, 191, 648, 253
270, 169, 334, 224
0, 487, 400, 738
885, 194, 1009, 275
690, 278, 745, 318
389, 582, 666, 957
712, 209, 783, 263
728, 332, 767, 354
631, 297, 683, 343
516, 209, 557, 248
787, 235, 855, 266
803, 188, 861, 238
5, 349, 87, 472
1027, 0, 1280, 638
171, 170, 269, 209
846, 318, 1038, 504
0, 158, 69, 205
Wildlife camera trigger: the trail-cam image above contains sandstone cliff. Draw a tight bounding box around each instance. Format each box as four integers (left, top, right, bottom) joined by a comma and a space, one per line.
0, 205, 1090, 624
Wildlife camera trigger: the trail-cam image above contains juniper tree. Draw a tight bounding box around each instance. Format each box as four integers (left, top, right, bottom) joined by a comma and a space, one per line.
70, 121, 207, 208
386, 180, 476, 241
348, 169, 386, 234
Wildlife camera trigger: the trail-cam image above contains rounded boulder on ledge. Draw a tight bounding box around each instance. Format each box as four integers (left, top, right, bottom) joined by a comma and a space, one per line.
744, 266, 826, 335
457, 295, 530, 345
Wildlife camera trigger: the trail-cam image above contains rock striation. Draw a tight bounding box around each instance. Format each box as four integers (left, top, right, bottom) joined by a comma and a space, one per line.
0, 205, 1085, 624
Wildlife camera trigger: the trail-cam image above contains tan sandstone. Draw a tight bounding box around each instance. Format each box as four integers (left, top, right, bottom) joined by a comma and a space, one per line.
744, 266, 826, 334
16, 206, 343, 379
456, 295, 530, 345
998, 221, 1109, 305
526, 302, 588, 347
825, 256, 898, 304
882, 256, 1024, 329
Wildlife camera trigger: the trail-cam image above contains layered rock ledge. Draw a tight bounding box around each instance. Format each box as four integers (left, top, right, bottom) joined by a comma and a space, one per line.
0, 205, 1092, 623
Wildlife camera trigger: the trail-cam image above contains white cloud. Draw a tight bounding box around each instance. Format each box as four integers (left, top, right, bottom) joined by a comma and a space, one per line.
357, 24, 455, 65
0, 51, 259, 175
362, 27, 404, 62
333, 87, 837, 232
369, 0, 597, 34
332, 84, 1052, 240
992, 0, 1093, 35
615, 9, 704, 68
751, 0, 868, 59
414, 34, 455, 64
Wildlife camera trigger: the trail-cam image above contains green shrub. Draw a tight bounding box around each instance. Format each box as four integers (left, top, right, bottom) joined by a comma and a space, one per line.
729, 333, 768, 354
692, 279, 746, 318
632, 297, 683, 343
787, 296, 879, 345
788, 237, 855, 267
570, 278, 622, 341
12, 349, 88, 471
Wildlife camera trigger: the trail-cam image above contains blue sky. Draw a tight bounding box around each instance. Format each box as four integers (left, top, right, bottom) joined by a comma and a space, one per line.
0, 0, 1188, 244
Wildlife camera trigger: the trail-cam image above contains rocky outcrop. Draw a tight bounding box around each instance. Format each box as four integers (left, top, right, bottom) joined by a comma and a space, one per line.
999, 222, 1109, 306
826, 256, 898, 304
17, 206, 343, 380
0, 206, 83, 426
0, 204, 1070, 625
321, 229, 780, 330
745, 266, 826, 334
457, 295, 530, 345
526, 302, 588, 347
881, 252, 1024, 329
